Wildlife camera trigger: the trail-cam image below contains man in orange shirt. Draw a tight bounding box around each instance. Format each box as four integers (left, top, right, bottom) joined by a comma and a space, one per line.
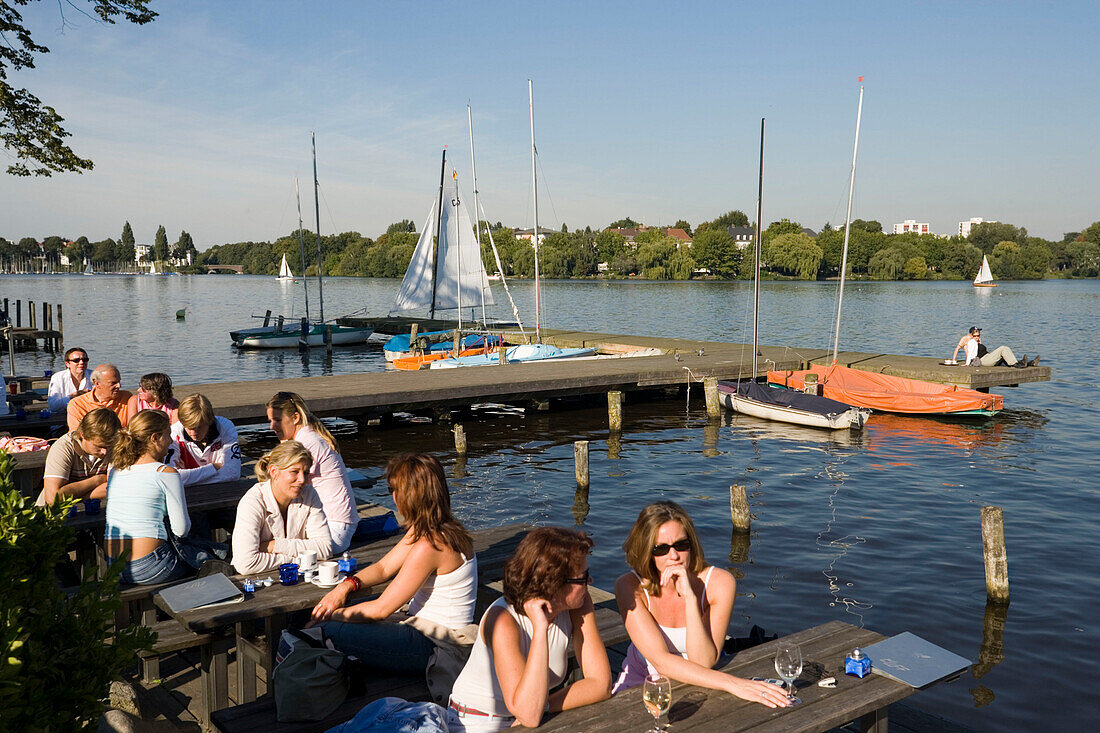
66, 363, 132, 430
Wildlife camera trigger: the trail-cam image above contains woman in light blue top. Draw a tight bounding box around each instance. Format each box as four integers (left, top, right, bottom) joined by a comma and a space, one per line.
104, 409, 225, 584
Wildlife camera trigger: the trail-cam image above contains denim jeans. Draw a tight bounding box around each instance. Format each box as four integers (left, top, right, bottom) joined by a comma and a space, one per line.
318, 619, 436, 675
116, 542, 192, 585
167, 532, 229, 569
326, 697, 449, 733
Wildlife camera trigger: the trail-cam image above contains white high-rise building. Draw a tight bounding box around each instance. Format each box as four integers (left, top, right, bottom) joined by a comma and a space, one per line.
958, 217, 994, 237
893, 220, 930, 235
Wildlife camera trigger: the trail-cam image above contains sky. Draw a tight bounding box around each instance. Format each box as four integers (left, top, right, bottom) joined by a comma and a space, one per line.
2, 1, 1098, 249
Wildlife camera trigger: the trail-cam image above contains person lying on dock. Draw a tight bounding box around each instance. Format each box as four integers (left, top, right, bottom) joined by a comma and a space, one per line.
66, 363, 132, 431
308, 453, 477, 676
267, 391, 357, 554
127, 372, 179, 423
231, 440, 331, 574
104, 409, 228, 585
445, 526, 612, 731
612, 501, 791, 708
166, 393, 241, 486
47, 347, 91, 412
952, 326, 1038, 368
35, 408, 120, 505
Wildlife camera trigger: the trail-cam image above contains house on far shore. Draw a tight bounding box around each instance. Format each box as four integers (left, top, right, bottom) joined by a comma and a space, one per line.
514, 226, 557, 247
607, 226, 693, 248
958, 217, 992, 238
893, 220, 931, 235
728, 225, 755, 250
666, 228, 692, 248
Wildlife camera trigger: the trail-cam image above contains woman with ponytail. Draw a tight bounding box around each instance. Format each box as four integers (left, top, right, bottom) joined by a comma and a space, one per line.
266, 391, 356, 554
104, 409, 226, 584
231, 441, 332, 574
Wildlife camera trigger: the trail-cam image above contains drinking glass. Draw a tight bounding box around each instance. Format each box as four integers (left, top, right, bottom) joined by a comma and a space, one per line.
774, 644, 803, 705
642, 674, 671, 732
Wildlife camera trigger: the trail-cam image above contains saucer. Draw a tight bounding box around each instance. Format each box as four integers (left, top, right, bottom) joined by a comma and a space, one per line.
312, 578, 341, 588
940, 360, 959, 366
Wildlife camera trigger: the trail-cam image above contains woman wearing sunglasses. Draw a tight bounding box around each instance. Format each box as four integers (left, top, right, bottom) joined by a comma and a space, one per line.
446, 527, 611, 730
613, 501, 790, 708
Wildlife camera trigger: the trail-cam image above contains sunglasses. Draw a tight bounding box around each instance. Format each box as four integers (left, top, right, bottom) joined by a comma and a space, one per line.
68, 357, 89, 363
652, 539, 692, 557
565, 569, 592, 586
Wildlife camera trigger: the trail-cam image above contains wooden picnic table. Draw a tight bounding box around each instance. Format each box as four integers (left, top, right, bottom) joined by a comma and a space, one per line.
155, 523, 530, 728
6, 448, 49, 496
538, 620, 919, 733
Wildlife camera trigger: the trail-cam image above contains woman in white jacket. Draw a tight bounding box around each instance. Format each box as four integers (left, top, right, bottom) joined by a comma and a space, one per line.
231, 440, 332, 574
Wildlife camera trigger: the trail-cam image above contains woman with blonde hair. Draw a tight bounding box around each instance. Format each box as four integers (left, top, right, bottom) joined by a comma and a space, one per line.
266, 391, 356, 554
612, 501, 789, 707
231, 441, 331, 574
309, 453, 477, 674
104, 409, 224, 584
445, 527, 611, 731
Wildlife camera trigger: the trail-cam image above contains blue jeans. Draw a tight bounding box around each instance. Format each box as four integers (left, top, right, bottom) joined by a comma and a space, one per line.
326, 697, 449, 733
116, 543, 192, 585
318, 619, 436, 675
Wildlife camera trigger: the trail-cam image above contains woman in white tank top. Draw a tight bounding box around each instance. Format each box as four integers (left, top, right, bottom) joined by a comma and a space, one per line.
613, 501, 791, 708
308, 453, 477, 674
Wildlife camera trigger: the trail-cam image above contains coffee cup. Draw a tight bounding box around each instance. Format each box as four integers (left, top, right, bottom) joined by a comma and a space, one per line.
83, 497, 101, 515
316, 561, 339, 585
278, 563, 300, 586
297, 550, 318, 571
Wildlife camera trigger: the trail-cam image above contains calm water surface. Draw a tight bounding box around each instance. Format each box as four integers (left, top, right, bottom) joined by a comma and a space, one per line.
2, 274, 1097, 730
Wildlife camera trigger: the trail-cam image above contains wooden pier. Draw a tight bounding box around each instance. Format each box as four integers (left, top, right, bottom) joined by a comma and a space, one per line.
174, 329, 1050, 425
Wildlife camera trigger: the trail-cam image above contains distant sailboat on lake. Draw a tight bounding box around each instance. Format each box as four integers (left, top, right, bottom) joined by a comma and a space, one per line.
973, 254, 997, 287
276, 253, 295, 282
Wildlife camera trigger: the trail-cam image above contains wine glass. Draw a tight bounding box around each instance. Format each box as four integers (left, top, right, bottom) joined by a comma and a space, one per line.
774, 644, 803, 705
642, 674, 671, 732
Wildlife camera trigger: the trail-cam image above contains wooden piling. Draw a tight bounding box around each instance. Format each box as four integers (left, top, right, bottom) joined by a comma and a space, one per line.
608, 390, 622, 432
981, 505, 1009, 603
28, 300, 36, 330
326, 324, 333, 354
454, 424, 467, 455
263, 310, 272, 328
15, 299, 20, 327
45, 303, 53, 353
56, 304, 63, 350
574, 440, 589, 490
499, 344, 508, 365
276, 315, 285, 333
704, 376, 720, 418
299, 317, 309, 352
730, 484, 751, 532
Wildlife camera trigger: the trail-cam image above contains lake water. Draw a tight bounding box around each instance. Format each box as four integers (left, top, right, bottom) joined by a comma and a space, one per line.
2, 274, 1097, 730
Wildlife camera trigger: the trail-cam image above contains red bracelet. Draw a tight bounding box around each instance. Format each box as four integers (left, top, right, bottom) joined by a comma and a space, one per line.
343, 576, 361, 592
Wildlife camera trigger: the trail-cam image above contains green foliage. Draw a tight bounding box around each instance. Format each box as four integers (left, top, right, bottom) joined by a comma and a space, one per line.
667, 249, 696, 280
765, 218, 804, 239
1080, 221, 1100, 246
595, 230, 626, 263
904, 256, 929, 280
850, 219, 883, 234
120, 222, 134, 249
868, 247, 908, 280
690, 228, 739, 278
0, 451, 155, 730
672, 220, 693, 237
764, 231, 821, 279
1, 1, 157, 176
386, 220, 416, 236
153, 225, 169, 262
1065, 241, 1100, 276
607, 217, 639, 229
967, 221, 1027, 253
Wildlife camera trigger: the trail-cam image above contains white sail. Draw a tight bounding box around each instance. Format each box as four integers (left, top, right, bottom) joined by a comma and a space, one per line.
391, 170, 495, 312
974, 255, 994, 285
277, 253, 295, 280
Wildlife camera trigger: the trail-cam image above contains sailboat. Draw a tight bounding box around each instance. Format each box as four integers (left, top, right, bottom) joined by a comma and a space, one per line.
973, 255, 997, 287
230, 135, 373, 349
767, 83, 1003, 418
718, 118, 870, 431
276, 253, 295, 282
83, 259, 93, 276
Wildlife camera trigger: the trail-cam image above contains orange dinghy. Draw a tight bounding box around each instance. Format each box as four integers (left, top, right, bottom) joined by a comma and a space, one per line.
767, 363, 1003, 417
392, 347, 492, 371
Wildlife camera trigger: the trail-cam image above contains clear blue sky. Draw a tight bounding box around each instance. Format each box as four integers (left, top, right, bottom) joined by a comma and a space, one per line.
2, 0, 1097, 248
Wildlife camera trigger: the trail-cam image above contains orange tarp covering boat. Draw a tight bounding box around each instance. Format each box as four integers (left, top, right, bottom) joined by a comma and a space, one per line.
392, 347, 492, 371
767, 363, 1003, 416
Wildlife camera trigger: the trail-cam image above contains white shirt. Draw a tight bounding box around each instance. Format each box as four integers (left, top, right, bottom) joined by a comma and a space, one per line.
166, 416, 242, 486
293, 426, 356, 528
231, 480, 332, 574
48, 370, 90, 413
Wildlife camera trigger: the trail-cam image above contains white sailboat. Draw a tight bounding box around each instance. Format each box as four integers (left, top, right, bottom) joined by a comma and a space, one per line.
973, 254, 997, 287
276, 253, 295, 282
719, 117, 870, 431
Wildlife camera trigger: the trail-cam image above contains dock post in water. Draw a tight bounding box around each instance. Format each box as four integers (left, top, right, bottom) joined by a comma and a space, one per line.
981, 505, 1010, 603
574, 440, 589, 490
263, 310, 272, 327
15, 300, 20, 327
56, 303, 63, 350
326, 324, 333, 354
299, 317, 309, 352
454, 424, 467, 455
608, 391, 622, 432
28, 300, 36, 330
704, 376, 720, 418
45, 303, 53, 353
730, 484, 751, 532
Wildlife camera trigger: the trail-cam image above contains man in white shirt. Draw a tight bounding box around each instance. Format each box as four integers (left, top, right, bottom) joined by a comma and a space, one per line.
166, 393, 242, 486
48, 347, 91, 413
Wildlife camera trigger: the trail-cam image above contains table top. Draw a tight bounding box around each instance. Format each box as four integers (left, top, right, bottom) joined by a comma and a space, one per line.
155, 523, 529, 632
537, 620, 920, 733
66, 476, 258, 532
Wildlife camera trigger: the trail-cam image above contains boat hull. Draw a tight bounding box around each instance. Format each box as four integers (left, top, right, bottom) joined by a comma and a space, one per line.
230, 324, 373, 349
384, 331, 501, 361
430, 344, 596, 368
718, 381, 869, 430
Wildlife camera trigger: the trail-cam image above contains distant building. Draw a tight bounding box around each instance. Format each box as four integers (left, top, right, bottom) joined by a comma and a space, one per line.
958, 217, 994, 238
893, 220, 931, 235
728, 225, 755, 250
607, 226, 692, 248
514, 226, 556, 247
665, 228, 692, 248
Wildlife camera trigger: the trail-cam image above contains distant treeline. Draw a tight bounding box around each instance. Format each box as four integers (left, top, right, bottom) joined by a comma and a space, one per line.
23, 212, 1096, 281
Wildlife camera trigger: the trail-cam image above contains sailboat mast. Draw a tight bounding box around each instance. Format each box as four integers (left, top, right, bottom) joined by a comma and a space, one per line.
468, 103, 487, 326
831, 83, 864, 366
295, 175, 310, 325
753, 117, 764, 378
312, 132, 325, 323
529, 79, 542, 343
430, 149, 447, 319
454, 169, 463, 340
